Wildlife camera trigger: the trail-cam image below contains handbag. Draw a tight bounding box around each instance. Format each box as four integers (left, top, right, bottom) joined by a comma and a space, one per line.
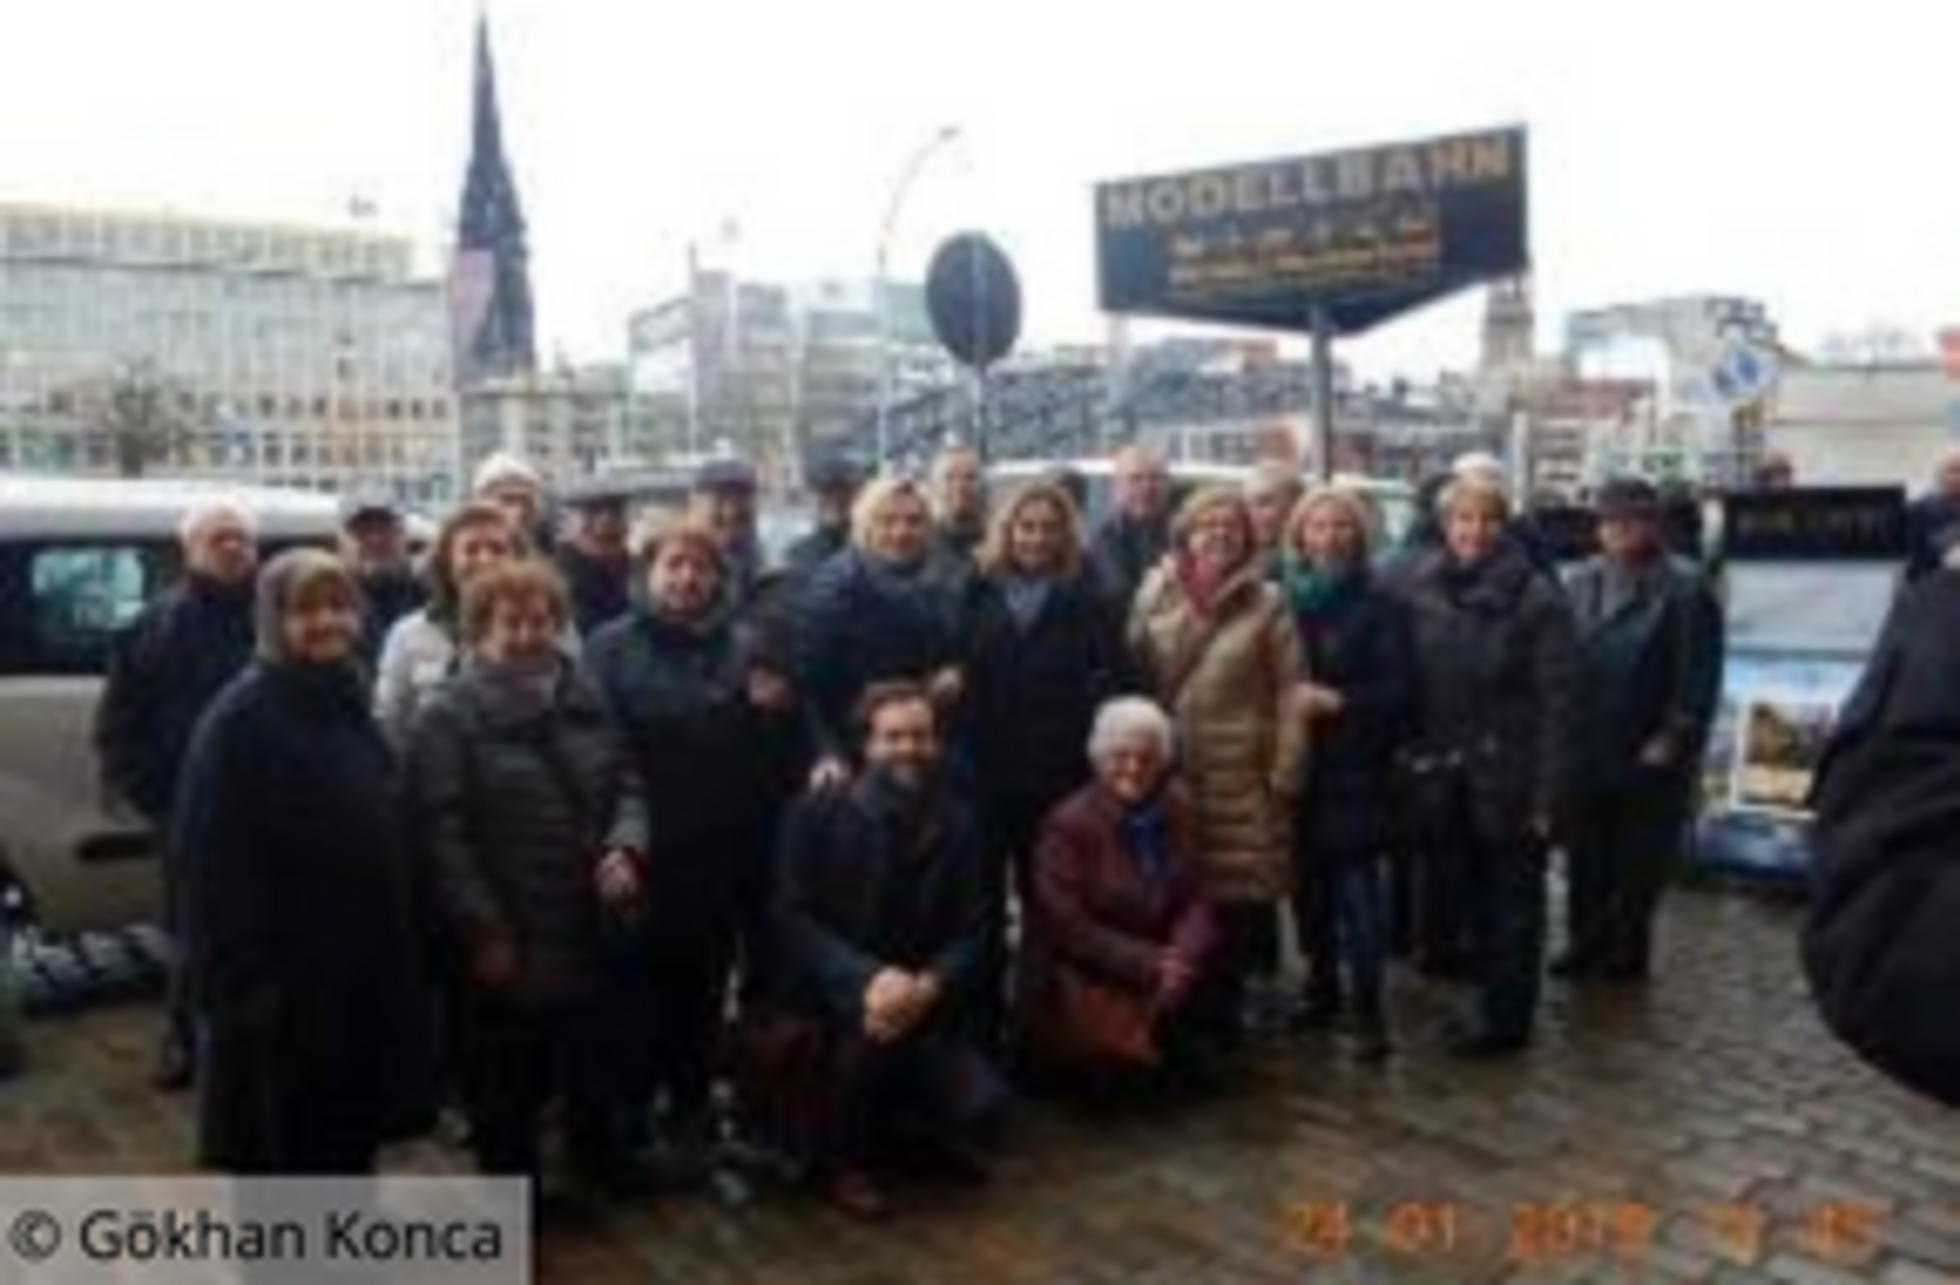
1037, 965, 1159, 1069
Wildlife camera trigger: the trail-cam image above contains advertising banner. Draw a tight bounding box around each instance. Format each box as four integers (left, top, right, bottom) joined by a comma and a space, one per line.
1095, 127, 1528, 336
1691, 488, 1905, 880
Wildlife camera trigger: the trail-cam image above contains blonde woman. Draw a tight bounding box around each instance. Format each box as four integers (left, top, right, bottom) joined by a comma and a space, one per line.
1129, 486, 1305, 1050
793, 475, 967, 784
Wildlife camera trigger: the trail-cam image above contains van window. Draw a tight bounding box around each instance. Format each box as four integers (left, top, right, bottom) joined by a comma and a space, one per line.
0, 543, 175, 677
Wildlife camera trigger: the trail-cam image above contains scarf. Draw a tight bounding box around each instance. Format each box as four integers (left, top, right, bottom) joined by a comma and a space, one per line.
857, 763, 944, 860
862, 548, 931, 597
1001, 573, 1054, 631
1282, 556, 1364, 622
1175, 553, 1236, 618
1116, 795, 1174, 888
470, 654, 562, 724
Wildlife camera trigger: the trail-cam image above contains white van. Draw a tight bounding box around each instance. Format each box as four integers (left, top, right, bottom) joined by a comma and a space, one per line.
0, 476, 344, 937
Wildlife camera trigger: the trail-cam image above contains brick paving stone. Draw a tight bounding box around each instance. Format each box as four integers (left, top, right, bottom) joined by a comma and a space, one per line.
1878, 1262, 1959, 1285
5, 890, 1960, 1282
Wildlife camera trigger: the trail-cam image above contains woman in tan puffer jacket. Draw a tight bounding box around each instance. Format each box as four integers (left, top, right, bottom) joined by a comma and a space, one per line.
1129, 486, 1307, 1047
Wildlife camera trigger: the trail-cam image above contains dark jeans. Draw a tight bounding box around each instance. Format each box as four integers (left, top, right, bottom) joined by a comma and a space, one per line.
1459, 826, 1549, 1043
452, 987, 622, 1178
1299, 850, 1390, 1024
1565, 774, 1692, 975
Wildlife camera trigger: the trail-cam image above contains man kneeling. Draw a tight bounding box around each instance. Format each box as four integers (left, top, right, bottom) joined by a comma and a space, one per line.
757, 681, 1008, 1218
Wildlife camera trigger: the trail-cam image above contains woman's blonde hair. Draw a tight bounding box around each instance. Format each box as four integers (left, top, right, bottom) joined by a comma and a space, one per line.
849, 475, 933, 551
1285, 485, 1377, 561
1171, 484, 1255, 552
976, 481, 1084, 579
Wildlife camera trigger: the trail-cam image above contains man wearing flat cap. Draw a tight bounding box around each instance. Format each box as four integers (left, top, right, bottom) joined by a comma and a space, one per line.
1557, 478, 1725, 985
785, 454, 865, 586
690, 459, 766, 609
340, 488, 426, 666
557, 480, 635, 635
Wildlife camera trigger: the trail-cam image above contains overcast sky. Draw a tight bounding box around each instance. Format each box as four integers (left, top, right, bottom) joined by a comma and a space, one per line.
0, 0, 1951, 378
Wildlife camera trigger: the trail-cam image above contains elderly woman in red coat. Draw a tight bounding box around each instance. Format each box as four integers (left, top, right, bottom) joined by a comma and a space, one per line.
1015, 697, 1220, 1093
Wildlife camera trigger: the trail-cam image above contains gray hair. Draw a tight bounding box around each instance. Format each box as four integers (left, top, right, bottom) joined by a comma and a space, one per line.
178, 497, 258, 548
1087, 696, 1177, 764
1437, 473, 1513, 523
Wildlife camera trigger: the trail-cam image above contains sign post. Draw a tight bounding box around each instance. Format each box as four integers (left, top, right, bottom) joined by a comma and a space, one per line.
1310, 306, 1336, 481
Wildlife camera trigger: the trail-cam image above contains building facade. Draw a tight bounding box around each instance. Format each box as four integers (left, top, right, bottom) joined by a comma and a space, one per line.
459, 362, 637, 488
0, 203, 458, 505
627, 273, 949, 478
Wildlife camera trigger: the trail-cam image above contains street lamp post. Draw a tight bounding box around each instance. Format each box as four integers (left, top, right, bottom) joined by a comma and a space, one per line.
874, 125, 962, 469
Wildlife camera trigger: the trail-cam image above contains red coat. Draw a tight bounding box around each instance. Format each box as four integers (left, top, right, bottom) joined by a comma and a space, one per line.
1016, 784, 1218, 1069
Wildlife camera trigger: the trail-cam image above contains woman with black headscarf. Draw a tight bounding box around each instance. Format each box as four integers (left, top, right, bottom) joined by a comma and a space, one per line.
174, 549, 434, 1173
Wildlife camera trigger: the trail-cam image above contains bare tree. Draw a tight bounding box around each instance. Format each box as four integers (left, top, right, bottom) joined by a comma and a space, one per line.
83, 358, 196, 478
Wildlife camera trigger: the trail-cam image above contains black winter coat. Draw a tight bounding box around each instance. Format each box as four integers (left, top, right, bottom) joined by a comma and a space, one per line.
793, 549, 966, 756
406, 659, 649, 1005
963, 572, 1129, 843
95, 576, 256, 822
556, 545, 634, 637
1399, 544, 1581, 836
768, 774, 991, 1031
1804, 571, 1960, 1107
173, 662, 433, 1171
1287, 574, 1417, 847
1088, 513, 1170, 613
585, 608, 806, 937
1566, 554, 1725, 792
782, 524, 849, 586
354, 566, 428, 669
1904, 494, 1960, 583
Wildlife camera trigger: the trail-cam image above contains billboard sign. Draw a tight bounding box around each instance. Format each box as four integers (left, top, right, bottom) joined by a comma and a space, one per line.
1096, 126, 1528, 336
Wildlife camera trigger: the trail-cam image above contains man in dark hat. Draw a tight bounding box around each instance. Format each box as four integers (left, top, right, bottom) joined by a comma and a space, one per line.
556, 480, 636, 635
340, 488, 426, 666
1558, 477, 1725, 983
785, 454, 866, 585
691, 459, 765, 608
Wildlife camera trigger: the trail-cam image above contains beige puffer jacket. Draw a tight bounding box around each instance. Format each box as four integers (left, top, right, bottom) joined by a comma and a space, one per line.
1129, 564, 1307, 903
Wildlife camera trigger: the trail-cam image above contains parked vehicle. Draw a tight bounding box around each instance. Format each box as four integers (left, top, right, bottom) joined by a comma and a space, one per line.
0, 476, 343, 936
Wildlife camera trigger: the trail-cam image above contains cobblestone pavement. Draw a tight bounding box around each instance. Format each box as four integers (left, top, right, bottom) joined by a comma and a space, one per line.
5, 888, 1959, 1284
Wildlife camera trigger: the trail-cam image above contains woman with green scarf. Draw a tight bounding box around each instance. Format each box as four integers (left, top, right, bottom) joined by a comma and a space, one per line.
1281, 487, 1417, 1063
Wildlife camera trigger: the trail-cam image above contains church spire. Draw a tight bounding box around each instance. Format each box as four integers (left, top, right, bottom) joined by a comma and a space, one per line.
449, 13, 536, 383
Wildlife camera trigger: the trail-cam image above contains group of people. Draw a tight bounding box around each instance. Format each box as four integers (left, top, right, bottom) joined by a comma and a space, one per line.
81, 440, 1732, 1218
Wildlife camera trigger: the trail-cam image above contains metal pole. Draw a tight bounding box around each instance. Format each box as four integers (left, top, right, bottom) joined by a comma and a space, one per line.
1311, 307, 1336, 482
875, 125, 962, 470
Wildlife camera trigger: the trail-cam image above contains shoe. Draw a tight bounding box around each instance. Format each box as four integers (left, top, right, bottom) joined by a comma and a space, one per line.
150, 1035, 194, 1093
572, 1152, 657, 1201
1161, 1043, 1231, 1096
1350, 1021, 1392, 1065
921, 1137, 993, 1187
1442, 1022, 1529, 1059
1549, 951, 1594, 980
823, 1168, 891, 1220
1415, 952, 1473, 982
1289, 993, 1345, 1035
